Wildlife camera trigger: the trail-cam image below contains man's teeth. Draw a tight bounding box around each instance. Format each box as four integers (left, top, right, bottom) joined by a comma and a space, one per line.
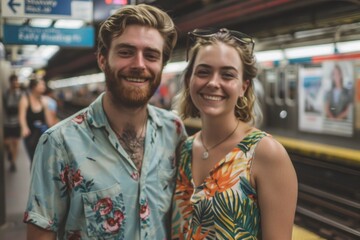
203, 95, 222, 101
127, 77, 146, 82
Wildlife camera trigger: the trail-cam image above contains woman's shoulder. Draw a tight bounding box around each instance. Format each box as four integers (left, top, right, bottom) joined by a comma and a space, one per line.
252, 132, 290, 165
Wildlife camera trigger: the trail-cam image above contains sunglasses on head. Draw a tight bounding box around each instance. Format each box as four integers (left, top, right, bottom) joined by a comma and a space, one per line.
186, 28, 255, 61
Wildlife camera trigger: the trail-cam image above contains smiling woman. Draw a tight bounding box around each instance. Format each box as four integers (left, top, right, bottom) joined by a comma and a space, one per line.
172, 28, 298, 240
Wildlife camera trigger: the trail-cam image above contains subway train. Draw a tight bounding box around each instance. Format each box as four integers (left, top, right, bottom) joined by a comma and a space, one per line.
257, 51, 360, 146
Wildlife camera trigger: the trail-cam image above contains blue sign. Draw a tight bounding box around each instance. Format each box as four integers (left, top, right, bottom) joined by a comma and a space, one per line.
3, 24, 95, 47
2, 0, 93, 21
25, 0, 71, 15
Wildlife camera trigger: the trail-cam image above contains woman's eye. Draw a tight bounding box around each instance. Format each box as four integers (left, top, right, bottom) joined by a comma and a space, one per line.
195, 70, 210, 77
223, 73, 236, 79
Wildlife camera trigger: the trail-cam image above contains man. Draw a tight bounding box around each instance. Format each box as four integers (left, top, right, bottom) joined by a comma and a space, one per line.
3, 74, 22, 172
24, 4, 187, 239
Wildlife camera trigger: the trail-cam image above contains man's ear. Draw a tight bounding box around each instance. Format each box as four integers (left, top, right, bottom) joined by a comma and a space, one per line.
97, 53, 105, 71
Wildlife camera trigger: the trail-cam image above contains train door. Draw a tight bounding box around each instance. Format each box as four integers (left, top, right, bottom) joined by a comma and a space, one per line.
263, 65, 298, 130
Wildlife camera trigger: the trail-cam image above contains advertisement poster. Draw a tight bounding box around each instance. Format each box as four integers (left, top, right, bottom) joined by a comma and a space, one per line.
322, 61, 354, 136
298, 61, 354, 136
298, 67, 324, 132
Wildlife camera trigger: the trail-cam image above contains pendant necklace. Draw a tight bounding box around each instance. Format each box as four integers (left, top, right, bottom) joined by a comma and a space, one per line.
200, 120, 240, 160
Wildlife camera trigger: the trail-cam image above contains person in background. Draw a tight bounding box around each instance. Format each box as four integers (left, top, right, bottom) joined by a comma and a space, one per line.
44, 86, 59, 125
3, 74, 22, 172
18, 78, 53, 164
24, 4, 187, 240
325, 64, 352, 120
171, 28, 298, 239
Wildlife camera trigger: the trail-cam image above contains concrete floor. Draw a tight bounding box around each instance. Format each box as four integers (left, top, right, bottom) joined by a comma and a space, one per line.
0, 140, 30, 240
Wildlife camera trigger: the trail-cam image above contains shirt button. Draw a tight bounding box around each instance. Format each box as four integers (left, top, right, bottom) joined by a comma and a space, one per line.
131, 172, 139, 181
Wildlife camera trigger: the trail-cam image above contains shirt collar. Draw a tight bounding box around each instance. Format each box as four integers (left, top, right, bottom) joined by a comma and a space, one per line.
87, 92, 164, 129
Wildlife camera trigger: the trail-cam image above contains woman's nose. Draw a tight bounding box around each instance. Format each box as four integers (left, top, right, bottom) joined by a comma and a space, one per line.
206, 74, 221, 88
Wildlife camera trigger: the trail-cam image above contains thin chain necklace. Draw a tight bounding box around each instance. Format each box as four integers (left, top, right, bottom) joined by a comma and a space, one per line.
200, 120, 240, 160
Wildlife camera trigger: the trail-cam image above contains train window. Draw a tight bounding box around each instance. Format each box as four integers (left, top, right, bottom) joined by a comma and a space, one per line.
278, 70, 286, 100
285, 66, 297, 106
274, 68, 285, 106
264, 69, 277, 105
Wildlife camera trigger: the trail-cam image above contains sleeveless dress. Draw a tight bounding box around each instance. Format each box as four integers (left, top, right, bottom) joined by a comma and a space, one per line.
24, 94, 47, 163
171, 130, 269, 239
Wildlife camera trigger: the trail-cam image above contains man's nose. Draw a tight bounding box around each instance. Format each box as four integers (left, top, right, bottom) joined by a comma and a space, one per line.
131, 52, 146, 70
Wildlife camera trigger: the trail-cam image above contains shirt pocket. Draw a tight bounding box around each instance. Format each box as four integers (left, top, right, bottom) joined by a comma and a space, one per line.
157, 157, 177, 212
82, 183, 126, 239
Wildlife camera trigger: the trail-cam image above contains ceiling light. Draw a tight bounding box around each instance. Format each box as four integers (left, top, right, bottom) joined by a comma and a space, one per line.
255, 50, 284, 62
29, 19, 53, 28
54, 19, 85, 29
163, 61, 187, 73
336, 40, 360, 53
284, 43, 334, 59
36, 45, 60, 60
48, 73, 105, 89
19, 67, 34, 80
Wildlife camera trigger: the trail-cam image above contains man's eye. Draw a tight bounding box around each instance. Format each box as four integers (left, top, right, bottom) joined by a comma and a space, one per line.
117, 50, 132, 57
145, 53, 160, 61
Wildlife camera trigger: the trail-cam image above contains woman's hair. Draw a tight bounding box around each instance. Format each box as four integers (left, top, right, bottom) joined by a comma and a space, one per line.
97, 4, 177, 65
332, 64, 344, 88
176, 30, 261, 125
28, 79, 39, 90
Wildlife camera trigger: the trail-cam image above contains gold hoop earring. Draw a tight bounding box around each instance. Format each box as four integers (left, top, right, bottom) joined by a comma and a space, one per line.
236, 96, 248, 110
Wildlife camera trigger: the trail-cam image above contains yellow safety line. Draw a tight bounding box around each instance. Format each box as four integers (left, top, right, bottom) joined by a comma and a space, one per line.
274, 135, 360, 165
292, 225, 325, 240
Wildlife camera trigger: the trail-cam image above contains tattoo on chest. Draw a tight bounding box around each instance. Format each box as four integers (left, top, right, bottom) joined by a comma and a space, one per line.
117, 125, 145, 171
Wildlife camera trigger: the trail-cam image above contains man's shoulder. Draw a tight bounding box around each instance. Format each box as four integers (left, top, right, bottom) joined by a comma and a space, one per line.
149, 105, 180, 119
46, 107, 90, 135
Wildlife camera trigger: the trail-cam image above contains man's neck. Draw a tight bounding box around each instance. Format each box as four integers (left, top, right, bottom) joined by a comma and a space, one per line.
103, 92, 148, 134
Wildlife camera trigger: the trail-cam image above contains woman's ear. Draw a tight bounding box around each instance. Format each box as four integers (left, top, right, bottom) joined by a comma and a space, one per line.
241, 79, 250, 96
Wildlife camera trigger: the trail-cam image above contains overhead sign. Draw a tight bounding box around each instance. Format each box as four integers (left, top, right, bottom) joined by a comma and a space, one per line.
3, 24, 95, 47
1, 0, 93, 22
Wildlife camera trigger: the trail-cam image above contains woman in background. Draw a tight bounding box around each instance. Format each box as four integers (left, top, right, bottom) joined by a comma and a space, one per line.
325, 64, 352, 120
172, 28, 298, 239
19, 79, 55, 164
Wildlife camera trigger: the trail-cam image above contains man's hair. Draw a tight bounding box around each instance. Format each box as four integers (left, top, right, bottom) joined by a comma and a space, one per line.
97, 4, 177, 65
9, 74, 18, 83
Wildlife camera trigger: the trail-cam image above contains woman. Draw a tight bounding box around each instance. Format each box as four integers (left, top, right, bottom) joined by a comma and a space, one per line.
19, 79, 54, 164
172, 28, 298, 239
325, 64, 352, 120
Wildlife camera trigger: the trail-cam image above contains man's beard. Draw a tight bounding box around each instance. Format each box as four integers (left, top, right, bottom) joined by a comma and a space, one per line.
104, 62, 161, 108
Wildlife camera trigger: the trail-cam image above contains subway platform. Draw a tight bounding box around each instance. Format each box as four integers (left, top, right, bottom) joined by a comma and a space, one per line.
0, 140, 30, 240
0, 139, 324, 240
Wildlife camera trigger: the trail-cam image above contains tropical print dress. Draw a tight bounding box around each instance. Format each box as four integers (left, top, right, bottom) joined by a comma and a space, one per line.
172, 130, 269, 240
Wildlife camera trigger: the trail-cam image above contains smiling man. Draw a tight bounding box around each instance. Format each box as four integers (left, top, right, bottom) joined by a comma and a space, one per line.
24, 4, 187, 240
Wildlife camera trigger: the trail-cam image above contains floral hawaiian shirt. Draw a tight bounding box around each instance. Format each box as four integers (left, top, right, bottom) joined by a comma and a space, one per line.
24, 93, 187, 240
